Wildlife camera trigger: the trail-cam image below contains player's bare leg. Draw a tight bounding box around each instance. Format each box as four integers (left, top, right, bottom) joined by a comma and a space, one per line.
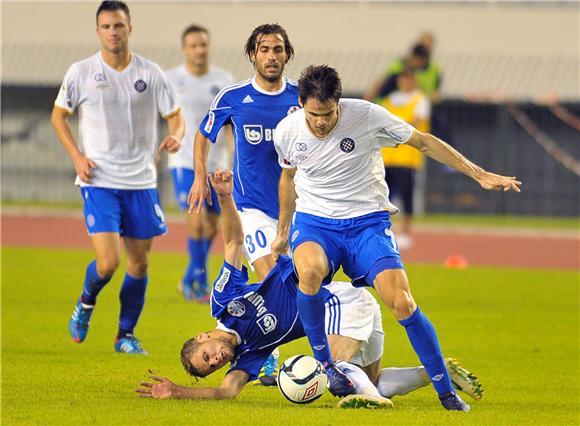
252, 254, 276, 281
114, 237, 154, 354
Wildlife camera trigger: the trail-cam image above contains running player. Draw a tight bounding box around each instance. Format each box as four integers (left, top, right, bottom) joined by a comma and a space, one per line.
51, 1, 184, 354
166, 24, 234, 302
271, 65, 520, 410
136, 170, 483, 406
188, 23, 300, 282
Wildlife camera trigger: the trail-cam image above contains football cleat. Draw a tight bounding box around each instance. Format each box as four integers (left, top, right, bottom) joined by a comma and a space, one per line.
446, 358, 484, 400
337, 394, 394, 409
114, 335, 148, 355
69, 299, 94, 343
325, 363, 356, 397
439, 391, 471, 411
177, 281, 195, 302
253, 348, 279, 386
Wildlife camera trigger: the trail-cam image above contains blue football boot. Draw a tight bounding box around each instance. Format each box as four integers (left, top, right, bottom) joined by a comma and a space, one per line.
69, 299, 94, 343
325, 363, 355, 397
114, 335, 148, 355
439, 391, 471, 411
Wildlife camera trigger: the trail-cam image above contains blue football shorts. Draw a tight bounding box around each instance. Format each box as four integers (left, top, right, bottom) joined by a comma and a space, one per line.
170, 168, 220, 214
289, 211, 404, 287
80, 187, 167, 239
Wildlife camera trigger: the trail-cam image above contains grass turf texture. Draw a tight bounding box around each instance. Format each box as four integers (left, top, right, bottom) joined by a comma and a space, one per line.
2, 247, 578, 425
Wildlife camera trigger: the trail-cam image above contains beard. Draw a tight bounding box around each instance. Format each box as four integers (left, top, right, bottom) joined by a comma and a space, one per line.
256, 64, 284, 83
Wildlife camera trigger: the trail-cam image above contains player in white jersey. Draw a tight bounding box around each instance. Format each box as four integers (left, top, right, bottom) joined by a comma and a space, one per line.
51, 1, 184, 355
166, 24, 234, 302
272, 65, 521, 410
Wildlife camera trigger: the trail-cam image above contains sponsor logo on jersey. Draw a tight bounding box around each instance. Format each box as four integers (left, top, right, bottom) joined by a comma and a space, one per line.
257, 313, 277, 334
242, 95, 254, 104
227, 300, 246, 317
245, 292, 278, 334
295, 142, 307, 152
96, 84, 109, 90
287, 105, 300, 115
94, 73, 106, 82
339, 138, 355, 153
243, 125, 274, 145
134, 79, 147, 93
204, 111, 215, 133
214, 268, 231, 293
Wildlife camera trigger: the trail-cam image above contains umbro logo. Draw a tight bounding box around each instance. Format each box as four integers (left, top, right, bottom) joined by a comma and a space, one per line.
313, 345, 326, 350
432, 374, 444, 382
242, 95, 254, 104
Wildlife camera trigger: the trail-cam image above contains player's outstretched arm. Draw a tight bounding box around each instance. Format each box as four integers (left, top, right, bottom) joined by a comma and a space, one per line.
188, 130, 212, 213
50, 105, 96, 183
136, 370, 248, 400
272, 167, 297, 260
158, 111, 185, 153
210, 170, 244, 269
407, 130, 522, 192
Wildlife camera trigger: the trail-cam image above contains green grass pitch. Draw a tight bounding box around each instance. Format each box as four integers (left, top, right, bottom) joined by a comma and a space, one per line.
2, 247, 578, 425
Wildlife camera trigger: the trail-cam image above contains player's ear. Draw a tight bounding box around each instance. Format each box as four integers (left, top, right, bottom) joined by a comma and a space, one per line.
298, 99, 304, 108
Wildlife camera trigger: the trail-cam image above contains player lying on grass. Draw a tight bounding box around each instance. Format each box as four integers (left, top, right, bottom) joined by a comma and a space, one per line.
137, 170, 483, 407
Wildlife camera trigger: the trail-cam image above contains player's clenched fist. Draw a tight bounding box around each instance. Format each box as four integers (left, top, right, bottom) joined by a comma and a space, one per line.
209, 169, 233, 196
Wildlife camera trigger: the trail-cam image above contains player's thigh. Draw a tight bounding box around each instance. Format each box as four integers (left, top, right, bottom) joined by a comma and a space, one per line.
252, 255, 276, 281
238, 208, 277, 266
119, 189, 168, 239
170, 168, 194, 211
123, 237, 154, 277
328, 334, 361, 362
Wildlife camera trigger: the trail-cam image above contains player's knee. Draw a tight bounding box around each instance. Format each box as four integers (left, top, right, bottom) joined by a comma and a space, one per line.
297, 266, 324, 292
126, 260, 149, 278
392, 291, 416, 321
96, 258, 120, 278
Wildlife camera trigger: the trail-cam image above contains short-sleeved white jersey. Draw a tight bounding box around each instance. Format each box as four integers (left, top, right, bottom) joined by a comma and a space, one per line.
273, 98, 415, 219
55, 52, 180, 189
165, 65, 233, 171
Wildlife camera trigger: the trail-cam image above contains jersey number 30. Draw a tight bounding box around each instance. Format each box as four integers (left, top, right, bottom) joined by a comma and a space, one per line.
245, 230, 267, 254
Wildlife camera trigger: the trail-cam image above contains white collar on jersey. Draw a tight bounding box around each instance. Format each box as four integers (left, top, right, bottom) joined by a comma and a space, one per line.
216, 320, 242, 345
251, 76, 287, 96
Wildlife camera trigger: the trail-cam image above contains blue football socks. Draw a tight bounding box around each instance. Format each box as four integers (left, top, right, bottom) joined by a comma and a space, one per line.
183, 238, 204, 286
80, 260, 112, 305
195, 237, 211, 292
118, 273, 148, 337
399, 307, 454, 396
296, 289, 333, 366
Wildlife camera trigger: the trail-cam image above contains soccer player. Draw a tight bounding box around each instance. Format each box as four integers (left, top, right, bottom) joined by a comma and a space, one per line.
166, 24, 234, 302
51, 1, 184, 354
271, 65, 521, 410
136, 170, 483, 405
188, 23, 300, 282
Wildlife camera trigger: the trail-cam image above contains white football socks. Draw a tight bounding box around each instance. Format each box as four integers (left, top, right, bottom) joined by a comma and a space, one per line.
335, 361, 382, 398
377, 367, 431, 398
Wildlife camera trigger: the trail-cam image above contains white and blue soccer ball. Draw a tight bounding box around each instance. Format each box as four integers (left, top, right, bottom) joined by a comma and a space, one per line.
277, 355, 328, 404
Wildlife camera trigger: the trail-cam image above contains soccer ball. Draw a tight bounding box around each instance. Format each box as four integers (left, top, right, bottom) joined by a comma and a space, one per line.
277, 355, 328, 404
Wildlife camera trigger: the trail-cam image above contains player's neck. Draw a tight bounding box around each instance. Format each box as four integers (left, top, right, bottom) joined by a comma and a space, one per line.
186, 61, 209, 77
101, 49, 132, 71
254, 74, 284, 93
212, 329, 238, 346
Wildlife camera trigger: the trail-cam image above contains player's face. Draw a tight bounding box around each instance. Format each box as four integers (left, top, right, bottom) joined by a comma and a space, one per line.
96, 10, 132, 54
251, 33, 287, 83
188, 335, 235, 377
182, 31, 210, 67
301, 98, 340, 138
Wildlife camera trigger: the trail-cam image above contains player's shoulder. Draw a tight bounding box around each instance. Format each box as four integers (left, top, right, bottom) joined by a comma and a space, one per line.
285, 77, 299, 92
209, 66, 235, 82
65, 52, 101, 76
165, 64, 184, 78
210, 78, 253, 108
275, 107, 304, 140
340, 98, 374, 111
132, 53, 165, 75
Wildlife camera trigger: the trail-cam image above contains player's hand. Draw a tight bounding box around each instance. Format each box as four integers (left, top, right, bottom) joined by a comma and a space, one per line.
188, 174, 211, 214
136, 373, 176, 399
72, 153, 96, 183
209, 169, 233, 196
475, 171, 522, 193
158, 135, 182, 153
271, 233, 290, 261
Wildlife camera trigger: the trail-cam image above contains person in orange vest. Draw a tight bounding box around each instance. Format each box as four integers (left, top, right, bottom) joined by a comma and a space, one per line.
381, 69, 431, 248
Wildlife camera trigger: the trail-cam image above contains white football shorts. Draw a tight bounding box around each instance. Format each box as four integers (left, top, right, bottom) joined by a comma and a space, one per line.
237, 208, 279, 266
324, 281, 384, 368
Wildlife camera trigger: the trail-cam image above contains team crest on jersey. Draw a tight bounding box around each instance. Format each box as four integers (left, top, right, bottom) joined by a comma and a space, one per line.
287, 105, 301, 115
340, 138, 355, 153
227, 300, 246, 317
257, 313, 277, 334
244, 125, 263, 145
134, 79, 147, 93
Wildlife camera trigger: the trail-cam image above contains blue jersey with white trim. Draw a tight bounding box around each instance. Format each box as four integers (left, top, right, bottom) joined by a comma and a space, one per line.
210, 256, 332, 380
199, 77, 300, 219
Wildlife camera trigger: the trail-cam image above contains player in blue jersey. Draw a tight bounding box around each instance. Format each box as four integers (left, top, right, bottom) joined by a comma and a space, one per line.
188, 23, 301, 386
136, 170, 484, 405
188, 23, 300, 282
272, 65, 520, 411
